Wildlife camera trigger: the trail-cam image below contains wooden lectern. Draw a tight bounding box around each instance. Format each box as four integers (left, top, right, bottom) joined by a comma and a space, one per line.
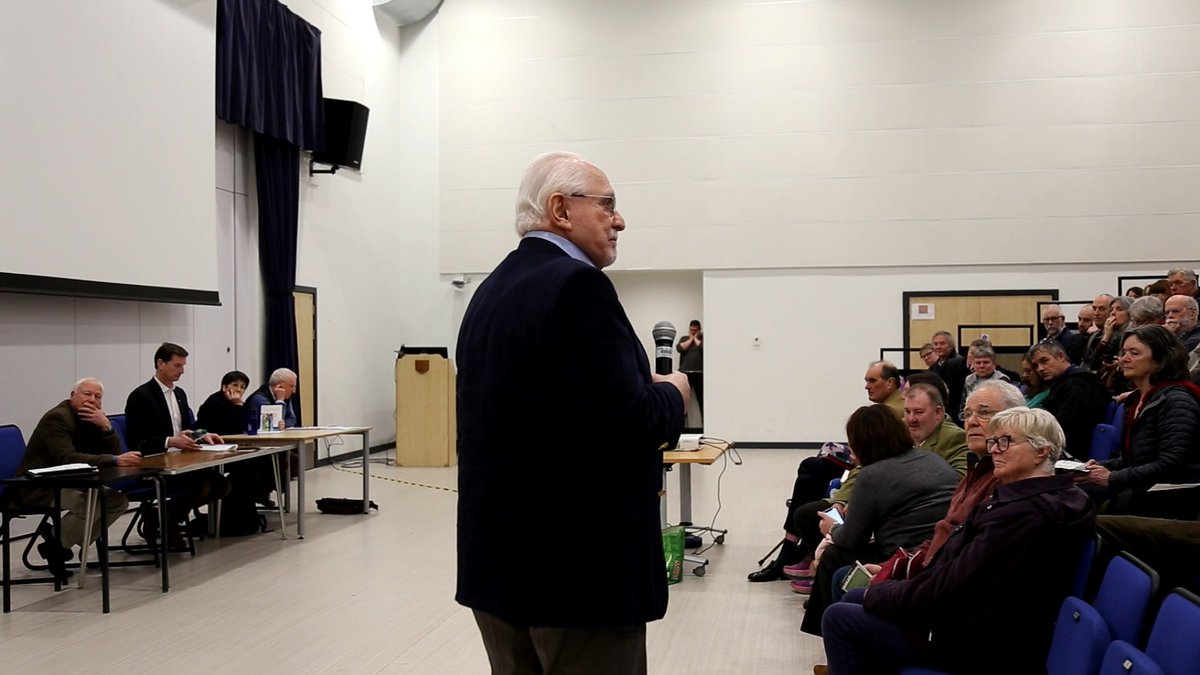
395, 350, 457, 467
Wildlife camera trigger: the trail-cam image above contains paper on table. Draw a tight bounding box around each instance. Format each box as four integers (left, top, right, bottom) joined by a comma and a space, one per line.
28, 463, 97, 475
198, 444, 240, 452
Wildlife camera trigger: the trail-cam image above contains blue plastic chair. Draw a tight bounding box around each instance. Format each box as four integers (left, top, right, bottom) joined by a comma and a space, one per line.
1093, 552, 1160, 645
108, 413, 129, 453
1143, 589, 1200, 675
1072, 535, 1099, 598
1046, 597, 1113, 675
1090, 423, 1122, 462
1098, 640, 1163, 675
1, 424, 68, 612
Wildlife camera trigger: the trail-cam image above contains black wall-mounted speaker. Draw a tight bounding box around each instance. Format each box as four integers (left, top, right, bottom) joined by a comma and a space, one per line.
313, 98, 369, 171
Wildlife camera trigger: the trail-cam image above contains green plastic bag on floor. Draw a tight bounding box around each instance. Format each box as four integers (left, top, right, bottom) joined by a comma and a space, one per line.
662, 525, 684, 585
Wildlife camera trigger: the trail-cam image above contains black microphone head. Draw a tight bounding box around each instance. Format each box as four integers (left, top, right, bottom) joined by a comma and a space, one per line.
652, 321, 676, 343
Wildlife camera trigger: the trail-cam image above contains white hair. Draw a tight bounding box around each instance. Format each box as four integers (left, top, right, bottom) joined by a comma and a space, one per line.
268, 368, 297, 387
71, 377, 103, 393
1168, 268, 1197, 283
990, 407, 1065, 468
971, 380, 1025, 410
513, 152, 595, 236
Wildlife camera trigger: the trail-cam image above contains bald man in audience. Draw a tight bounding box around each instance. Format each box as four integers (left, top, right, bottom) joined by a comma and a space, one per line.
1084, 293, 1114, 365
1165, 295, 1200, 351
6, 378, 141, 578
1077, 305, 1097, 336
1167, 267, 1200, 302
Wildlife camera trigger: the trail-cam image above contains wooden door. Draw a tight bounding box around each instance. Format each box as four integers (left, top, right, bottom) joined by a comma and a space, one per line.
905, 291, 1055, 371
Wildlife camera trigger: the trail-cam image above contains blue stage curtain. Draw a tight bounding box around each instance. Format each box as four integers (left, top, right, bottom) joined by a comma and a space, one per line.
216, 0, 323, 424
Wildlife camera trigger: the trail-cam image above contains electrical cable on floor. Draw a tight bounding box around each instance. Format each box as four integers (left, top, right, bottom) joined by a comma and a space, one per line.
690, 441, 740, 556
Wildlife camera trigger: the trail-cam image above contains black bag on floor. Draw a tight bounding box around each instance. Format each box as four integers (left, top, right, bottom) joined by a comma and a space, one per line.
218, 493, 268, 536
316, 497, 379, 515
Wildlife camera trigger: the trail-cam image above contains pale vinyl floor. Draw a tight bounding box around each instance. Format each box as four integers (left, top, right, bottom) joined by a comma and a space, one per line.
0, 448, 825, 674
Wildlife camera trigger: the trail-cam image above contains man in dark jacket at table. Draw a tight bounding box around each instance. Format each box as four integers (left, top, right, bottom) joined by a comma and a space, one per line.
456, 151, 689, 675
124, 342, 229, 542
8, 378, 141, 577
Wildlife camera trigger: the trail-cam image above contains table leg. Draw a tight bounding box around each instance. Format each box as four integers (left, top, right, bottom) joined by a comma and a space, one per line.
78, 488, 96, 589
98, 490, 110, 613
271, 454, 286, 540
156, 477, 169, 592
297, 440, 308, 538
361, 430, 370, 513
660, 466, 669, 528
679, 463, 693, 524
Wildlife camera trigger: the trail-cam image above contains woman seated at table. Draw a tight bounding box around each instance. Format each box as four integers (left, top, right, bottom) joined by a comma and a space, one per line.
798, 403, 959, 637
197, 370, 251, 435
820, 408, 1095, 675
1077, 325, 1200, 520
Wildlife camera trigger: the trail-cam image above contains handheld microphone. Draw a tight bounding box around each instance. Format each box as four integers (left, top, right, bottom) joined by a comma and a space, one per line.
652, 321, 676, 375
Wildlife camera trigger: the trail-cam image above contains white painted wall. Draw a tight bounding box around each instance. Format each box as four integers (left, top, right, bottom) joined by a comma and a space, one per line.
704, 263, 1200, 443
437, 0, 1200, 274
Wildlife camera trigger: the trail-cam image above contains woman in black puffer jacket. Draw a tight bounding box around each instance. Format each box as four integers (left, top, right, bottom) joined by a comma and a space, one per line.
1079, 325, 1200, 519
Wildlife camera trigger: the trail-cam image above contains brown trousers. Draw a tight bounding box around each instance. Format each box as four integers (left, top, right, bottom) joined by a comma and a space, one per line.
472, 609, 647, 675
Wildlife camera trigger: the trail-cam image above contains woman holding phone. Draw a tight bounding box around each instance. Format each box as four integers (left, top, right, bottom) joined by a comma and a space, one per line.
798, 404, 959, 637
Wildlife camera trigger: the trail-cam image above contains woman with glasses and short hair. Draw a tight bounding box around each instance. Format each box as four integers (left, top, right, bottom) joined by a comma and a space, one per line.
820, 407, 1095, 675
1076, 324, 1200, 519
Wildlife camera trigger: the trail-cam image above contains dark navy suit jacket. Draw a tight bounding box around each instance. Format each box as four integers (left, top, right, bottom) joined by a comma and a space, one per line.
124, 378, 196, 455
455, 237, 685, 628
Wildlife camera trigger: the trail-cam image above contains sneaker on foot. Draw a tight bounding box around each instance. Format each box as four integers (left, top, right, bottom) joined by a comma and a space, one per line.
790, 579, 814, 595
783, 559, 814, 579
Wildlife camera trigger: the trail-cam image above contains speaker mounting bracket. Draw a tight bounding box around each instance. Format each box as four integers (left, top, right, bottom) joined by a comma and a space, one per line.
309, 158, 340, 176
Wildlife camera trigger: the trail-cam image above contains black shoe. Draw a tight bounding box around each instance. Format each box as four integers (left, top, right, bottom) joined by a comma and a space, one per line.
747, 558, 785, 582
36, 534, 73, 580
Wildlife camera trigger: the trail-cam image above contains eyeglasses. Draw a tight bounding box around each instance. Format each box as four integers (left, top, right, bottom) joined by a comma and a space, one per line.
985, 435, 1029, 453
569, 193, 617, 216
962, 408, 995, 422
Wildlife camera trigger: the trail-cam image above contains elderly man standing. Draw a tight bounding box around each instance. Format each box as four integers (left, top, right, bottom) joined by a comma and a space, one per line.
6, 378, 141, 578
930, 331, 968, 423
1165, 295, 1200, 351
456, 151, 689, 674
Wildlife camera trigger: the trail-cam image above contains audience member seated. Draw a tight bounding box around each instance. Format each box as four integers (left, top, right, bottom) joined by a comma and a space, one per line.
5, 378, 141, 579
747, 361, 902, 582
821, 408, 1096, 675
798, 404, 959, 636
1126, 286, 1145, 298
1130, 295, 1165, 328
960, 345, 1010, 418
1041, 303, 1084, 364
246, 368, 299, 430
1165, 294, 1200, 351
196, 370, 252, 435
1167, 266, 1200, 302
124, 342, 231, 544
930, 331, 967, 424
1033, 341, 1109, 459
868, 381, 1026, 584
918, 343, 937, 369
1076, 325, 1200, 519
1146, 279, 1172, 303
1089, 294, 1132, 389
1020, 349, 1050, 408
902, 383, 969, 476
1083, 293, 1114, 365
1077, 304, 1097, 336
